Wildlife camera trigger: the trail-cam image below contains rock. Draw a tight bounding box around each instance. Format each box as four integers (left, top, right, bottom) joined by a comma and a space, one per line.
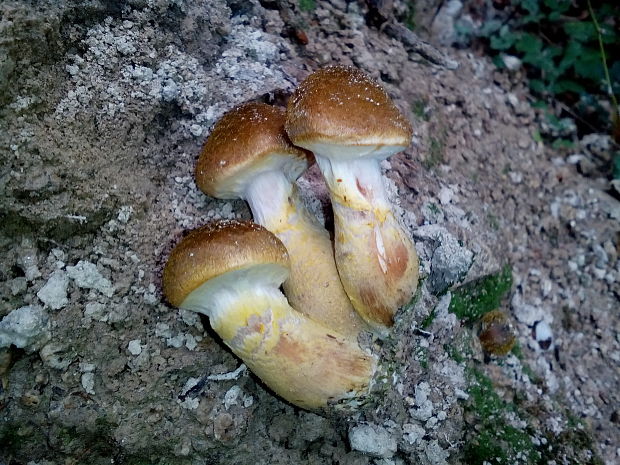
128, 339, 142, 355
534, 321, 553, 350
36, 270, 69, 310
39, 342, 75, 370
429, 236, 473, 294
17, 244, 41, 281
0, 305, 50, 352
66, 260, 114, 297
502, 55, 522, 71
349, 423, 397, 458
410, 382, 434, 421
81, 372, 95, 394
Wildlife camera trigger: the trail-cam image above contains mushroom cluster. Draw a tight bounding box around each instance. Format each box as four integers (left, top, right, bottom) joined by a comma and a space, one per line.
163, 65, 419, 411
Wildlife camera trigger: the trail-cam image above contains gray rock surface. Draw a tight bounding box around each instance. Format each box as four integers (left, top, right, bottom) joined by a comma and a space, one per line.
0, 1, 617, 465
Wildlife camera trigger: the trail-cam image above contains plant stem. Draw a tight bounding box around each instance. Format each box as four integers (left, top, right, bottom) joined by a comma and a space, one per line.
587, 0, 619, 119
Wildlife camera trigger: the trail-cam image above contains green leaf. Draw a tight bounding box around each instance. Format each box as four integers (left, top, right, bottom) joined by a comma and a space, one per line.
574, 47, 604, 81
551, 80, 585, 94
552, 138, 575, 150
558, 40, 582, 73
479, 19, 502, 37
543, 0, 571, 14
515, 33, 543, 56
529, 79, 547, 94
519, 0, 544, 23
490, 31, 520, 51
612, 153, 620, 180
563, 21, 597, 43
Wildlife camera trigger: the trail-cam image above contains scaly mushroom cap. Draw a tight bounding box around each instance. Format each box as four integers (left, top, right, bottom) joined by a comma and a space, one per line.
285, 65, 413, 153
196, 102, 313, 199
162, 220, 290, 307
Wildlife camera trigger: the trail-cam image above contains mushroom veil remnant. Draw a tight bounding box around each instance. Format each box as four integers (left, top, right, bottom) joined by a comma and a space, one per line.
195, 102, 365, 339
285, 65, 420, 332
162, 220, 376, 410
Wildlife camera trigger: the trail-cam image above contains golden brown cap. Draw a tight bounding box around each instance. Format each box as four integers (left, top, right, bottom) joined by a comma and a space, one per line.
285, 65, 413, 149
196, 102, 313, 199
163, 220, 290, 307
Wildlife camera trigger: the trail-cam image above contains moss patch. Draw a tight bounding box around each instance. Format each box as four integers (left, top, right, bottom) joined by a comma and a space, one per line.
463, 368, 541, 464
449, 265, 513, 323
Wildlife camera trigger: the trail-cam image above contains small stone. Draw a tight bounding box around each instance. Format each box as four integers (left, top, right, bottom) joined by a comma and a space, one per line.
66, 261, 114, 297
534, 321, 553, 350
161, 79, 179, 102
349, 424, 397, 458
190, 124, 203, 136
410, 382, 434, 421
403, 423, 425, 445
9, 277, 27, 295
39, 342, 74, 370
0, 306, 50, 351
223, 385, 242, 410
502, 54, 522, 70
81, 372, 95, 394
128, 339, 142, 355
84, 302, 108, 322
17, 247, 41, 281
36, 270, 69, 310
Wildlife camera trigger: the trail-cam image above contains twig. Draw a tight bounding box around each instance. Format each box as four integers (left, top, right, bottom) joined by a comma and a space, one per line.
587, 0, 619, 141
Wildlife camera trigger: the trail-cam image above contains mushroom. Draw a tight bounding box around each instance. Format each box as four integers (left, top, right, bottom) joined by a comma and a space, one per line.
285, 65, 419, 331
163, 220, 376, 410
478, 310, 516, 356
195, 102, 365, 339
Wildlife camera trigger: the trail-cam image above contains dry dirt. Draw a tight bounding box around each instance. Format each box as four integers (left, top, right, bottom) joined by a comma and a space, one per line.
1, 1, 618, 464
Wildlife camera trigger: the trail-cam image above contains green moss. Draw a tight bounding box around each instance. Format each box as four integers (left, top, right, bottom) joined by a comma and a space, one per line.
449, 265, 513, 323
415, 346, 428, 369
299, 0, 316, 11
444, 342, 465, 363
423, 134, 446, 169
464, 368, 540, 464
420, 308, 436, 329
426, 202, 441, 215
487, 212, 500, 230
411, 98, 429, 121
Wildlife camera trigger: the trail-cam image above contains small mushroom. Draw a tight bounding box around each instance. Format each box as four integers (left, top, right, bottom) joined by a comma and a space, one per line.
285, 65, 420, 331
163, 220, 377, 411
478, 310, 516, 356
195, 102, 365, 339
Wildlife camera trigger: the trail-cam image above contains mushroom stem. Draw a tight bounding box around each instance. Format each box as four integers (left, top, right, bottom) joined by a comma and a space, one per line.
313, 154, 419, 331
243, 170, 366, 339
179, 265, 376, 410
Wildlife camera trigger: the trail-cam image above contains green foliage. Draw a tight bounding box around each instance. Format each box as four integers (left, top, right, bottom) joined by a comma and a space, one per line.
464, 368, 541, 464
613, 152, 620, 179
449, 265, 513, 323
420, 308, 436, 329
423, 132, 447, 169
471, 0, 620, 140
299, 0, 315, 12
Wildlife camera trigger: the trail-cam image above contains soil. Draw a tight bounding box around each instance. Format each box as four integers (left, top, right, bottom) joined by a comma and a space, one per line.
1, 1, 618, 464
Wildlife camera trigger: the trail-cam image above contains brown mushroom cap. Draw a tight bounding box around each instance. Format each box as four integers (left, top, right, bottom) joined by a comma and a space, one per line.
196, 102, 313, 199
285, 65, 413, 151
163, 220, 290, 307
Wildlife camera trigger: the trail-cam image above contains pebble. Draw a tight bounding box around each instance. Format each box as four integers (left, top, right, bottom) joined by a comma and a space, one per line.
349, 424, 397, 458
66, 261, 114, 297
128, 339, 142, 355
0, 306, 50, 351
534, 321, 553, 350
36, 270, 69, 310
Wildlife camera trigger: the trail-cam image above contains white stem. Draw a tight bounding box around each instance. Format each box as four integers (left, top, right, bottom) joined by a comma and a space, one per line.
314, 156, 391, 212
244, 171, 292, 229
